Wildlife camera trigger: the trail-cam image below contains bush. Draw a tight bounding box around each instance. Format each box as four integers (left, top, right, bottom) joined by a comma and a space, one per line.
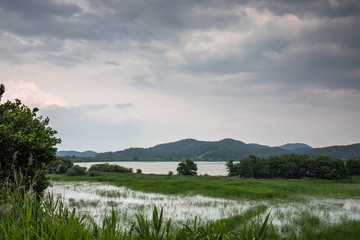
168, 171, 173, 176
136, 168, 142, 173
48, 156, 73, 174
87, 171, 101, 177
88, 163, 132, 173
66, 165, 87, 176
177, 159, 197, 176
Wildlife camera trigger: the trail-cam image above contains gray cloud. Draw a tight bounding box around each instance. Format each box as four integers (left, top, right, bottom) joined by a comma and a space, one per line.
1, 0, 360, 150
114, 103, 133, 109
1, 0, 358, 90
248, 0, 360, 17
0, 0, 82, 19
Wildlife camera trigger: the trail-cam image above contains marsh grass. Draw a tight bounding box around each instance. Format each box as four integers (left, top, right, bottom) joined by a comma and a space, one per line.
278, 210, 360, 240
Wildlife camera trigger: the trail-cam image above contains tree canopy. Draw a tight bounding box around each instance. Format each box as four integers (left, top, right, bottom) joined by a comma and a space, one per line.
0, 84, 61, 194
226, 154, 351, 180
176, 159, 198, 176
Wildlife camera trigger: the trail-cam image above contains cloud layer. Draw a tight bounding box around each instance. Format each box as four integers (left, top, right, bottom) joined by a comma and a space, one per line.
1, 0, 359, 151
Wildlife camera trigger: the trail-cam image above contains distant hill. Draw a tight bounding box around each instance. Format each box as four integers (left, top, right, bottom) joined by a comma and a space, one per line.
95, 139, 360, 160
277, 143, 313, 151
57, 150, 98, 157
293, 144, 360, 160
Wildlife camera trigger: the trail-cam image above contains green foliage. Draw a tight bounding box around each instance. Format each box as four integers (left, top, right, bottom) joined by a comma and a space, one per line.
87, 170, 101, 177
133, 206, 172, 240
228, 154, 348, 180
88, 163, 133, 173
48, 156, 74, 174
346, 157, 360, 175
241, 213, 278, 240
66, 165, 87, 176
0, 86, 61, 194
177, 159, 198, 176
306, 155, 347, 179
136, 168, 142, 173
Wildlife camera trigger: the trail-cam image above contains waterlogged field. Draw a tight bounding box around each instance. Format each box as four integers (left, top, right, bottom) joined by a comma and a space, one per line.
49, 181, 254, 226
49, 181, 360, 234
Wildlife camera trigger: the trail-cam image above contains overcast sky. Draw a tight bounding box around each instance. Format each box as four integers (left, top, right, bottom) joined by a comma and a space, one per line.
1, 0, 360, 152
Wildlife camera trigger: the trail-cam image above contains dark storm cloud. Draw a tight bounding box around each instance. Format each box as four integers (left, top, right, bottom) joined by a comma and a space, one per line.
0, 0, 250, 42
0, 0, 82, 19
0, 0, 359, 92
248, 0, 360, 18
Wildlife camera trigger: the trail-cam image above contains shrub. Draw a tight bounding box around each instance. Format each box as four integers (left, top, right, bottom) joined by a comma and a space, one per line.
88, 163, 132, 173
66, 165, 87, 176
48, 156, 73, 174
87, 171, 101, 177
136, 168, 142, 173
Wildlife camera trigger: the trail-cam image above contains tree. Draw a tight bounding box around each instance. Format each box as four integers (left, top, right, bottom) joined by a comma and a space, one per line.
305, 155, 347, 179
346, 157, 360, 175
48, 156, 73, 174
0, 84, 61, 195
176, 159, 198, 175
226, 159, 241, 177
0, 84, 4, 103
66, 165, 87, 176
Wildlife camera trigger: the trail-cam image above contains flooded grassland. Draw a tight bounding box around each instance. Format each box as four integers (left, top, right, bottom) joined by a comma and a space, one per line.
49, 181, 360, 234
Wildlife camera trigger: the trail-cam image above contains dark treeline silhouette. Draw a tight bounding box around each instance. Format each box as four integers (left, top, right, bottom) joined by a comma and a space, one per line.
226, 154, 360, 180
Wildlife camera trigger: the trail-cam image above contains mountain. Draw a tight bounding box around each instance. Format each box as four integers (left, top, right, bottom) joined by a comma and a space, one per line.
277, 143, 313, 151
59, 140, 360, 161
96, 139, 359, 160
96, 139, 360, 160
57, 150, 98, 157
293, 144, 360, 160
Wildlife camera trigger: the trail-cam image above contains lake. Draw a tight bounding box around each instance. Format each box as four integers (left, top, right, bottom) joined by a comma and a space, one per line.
76, 161, 228, 176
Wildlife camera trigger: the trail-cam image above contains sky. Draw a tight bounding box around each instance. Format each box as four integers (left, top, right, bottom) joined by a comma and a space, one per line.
1, 0, 360, 152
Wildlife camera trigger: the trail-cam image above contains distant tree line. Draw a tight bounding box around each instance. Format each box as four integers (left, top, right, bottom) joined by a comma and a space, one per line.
226, 154, 360, 180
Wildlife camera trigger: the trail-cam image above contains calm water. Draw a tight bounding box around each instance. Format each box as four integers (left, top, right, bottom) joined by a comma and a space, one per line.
76, 161, 228, 176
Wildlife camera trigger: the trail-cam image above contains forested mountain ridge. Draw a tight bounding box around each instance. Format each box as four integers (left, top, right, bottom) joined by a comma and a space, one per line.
57, 150, 98, 157
277, 143, 313, 151
95, 139, 360, 160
